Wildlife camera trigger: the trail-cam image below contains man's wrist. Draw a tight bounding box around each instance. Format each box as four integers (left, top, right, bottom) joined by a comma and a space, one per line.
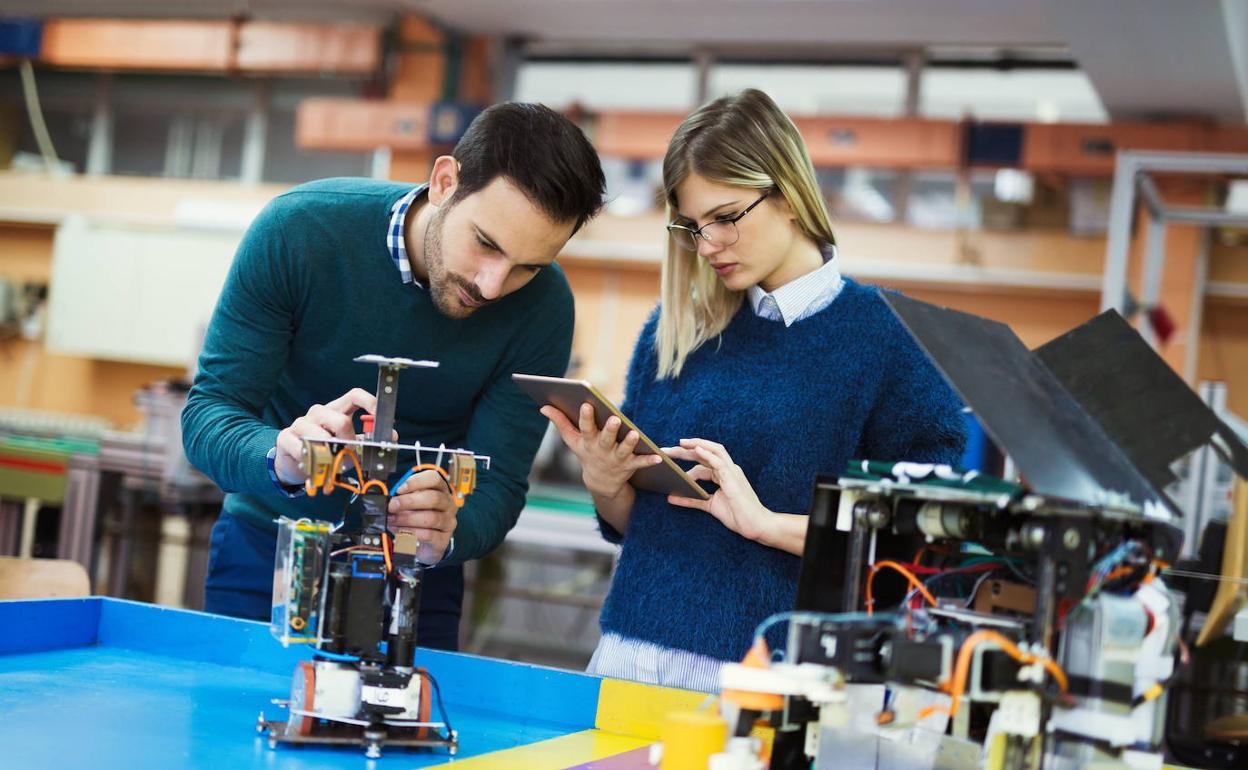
420, 535, 454, 567
266, 445, 306, 498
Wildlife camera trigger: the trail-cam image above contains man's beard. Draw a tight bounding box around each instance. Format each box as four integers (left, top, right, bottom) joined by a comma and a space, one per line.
423, 206, 489, 319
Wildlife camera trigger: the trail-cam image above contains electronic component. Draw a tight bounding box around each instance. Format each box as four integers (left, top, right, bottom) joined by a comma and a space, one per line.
270, 517, 331, 644
256, 355, 490, 759
658, 298, 1248, 770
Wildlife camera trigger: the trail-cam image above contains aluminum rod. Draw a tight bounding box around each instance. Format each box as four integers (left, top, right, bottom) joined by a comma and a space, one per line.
1101, 152, 1139, 312
1139, 217, 1167, 347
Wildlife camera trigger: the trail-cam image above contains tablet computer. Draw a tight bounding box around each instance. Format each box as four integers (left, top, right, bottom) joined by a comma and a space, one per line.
512, 373, 711, 500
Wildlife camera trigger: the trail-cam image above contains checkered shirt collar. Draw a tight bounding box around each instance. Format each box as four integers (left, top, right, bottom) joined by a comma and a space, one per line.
388, 185, 427, 288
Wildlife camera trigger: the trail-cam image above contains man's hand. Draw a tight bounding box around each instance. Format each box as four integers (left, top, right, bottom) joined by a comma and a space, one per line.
273, 388, 377, 485
388, 469, 457, 565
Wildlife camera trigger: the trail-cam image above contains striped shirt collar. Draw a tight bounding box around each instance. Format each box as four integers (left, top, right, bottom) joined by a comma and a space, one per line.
388, 184, 427, 288
746, 243, 843, 326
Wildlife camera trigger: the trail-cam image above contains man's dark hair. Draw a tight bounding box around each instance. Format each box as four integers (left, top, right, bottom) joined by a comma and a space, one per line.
451, 103, 605, 233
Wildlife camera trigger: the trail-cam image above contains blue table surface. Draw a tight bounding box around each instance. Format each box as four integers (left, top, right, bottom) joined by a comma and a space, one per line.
0, 598, 604, 769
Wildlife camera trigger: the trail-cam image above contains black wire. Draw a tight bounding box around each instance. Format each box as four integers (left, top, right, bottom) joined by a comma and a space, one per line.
425, 669, 455, 740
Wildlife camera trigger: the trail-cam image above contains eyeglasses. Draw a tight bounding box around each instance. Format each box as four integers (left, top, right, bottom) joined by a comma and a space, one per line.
666, 191, 770, 251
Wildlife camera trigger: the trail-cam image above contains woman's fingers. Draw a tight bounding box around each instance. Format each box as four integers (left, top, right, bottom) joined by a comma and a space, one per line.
691, 442, 730, 470
667, 494, 711, 512
540, 406, 580, 446
660, 445, 697, 461
577, 402, 599, 439
680, 437, 727, 454
686, 465, 714, 482
628, 453, 664, 471
613, 429, 641, 459
598, 415, 623, 450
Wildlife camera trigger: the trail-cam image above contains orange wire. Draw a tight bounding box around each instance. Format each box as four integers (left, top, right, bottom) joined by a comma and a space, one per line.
393, 463, 453, 518
331, 545, 382, 557
381, 532, 393, 574
865, 560, 939, 615
1102, 565, 1137, 583
399, 463, 451, 489
330, 448, 365, 488
918, 629, 1068, 720
359, 479, 390, 496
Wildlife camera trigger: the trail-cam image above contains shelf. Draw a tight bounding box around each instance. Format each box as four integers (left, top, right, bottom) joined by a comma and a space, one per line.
294, 99, 444, 153
1208, 281, 1248, 304
37, 18, 381, 75
560, 242, 1104, 296
561, 220, 1108, 296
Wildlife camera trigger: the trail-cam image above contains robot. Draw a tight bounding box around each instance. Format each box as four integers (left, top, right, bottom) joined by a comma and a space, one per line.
256, 355, 489, 758
664, 297, 1248, 770
718, 462, 1181, 770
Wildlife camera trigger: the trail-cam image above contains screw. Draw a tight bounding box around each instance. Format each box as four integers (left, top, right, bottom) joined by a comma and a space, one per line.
1025, 525, 1046, 549
385, 386, 392, 393
853, 500, 889, 529
867, 505, 890, 529
1062, 528, 1081, 550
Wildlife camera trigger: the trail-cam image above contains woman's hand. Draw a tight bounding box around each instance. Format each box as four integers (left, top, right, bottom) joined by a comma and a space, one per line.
541, 403, 663, 499
663, 438, 776, 543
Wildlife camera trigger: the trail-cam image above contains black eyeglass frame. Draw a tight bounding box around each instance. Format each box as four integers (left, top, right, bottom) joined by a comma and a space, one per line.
666, 190, 771, 249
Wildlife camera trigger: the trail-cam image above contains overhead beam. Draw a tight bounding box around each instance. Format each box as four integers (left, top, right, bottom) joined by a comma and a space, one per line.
1052, 0, 1247, 123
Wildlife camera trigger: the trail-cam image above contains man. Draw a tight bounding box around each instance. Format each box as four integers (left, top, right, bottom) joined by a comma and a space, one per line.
182, 103, 605, 650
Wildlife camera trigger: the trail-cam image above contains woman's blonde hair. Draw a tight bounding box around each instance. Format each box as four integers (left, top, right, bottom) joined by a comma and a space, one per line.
655, 88, 836, 379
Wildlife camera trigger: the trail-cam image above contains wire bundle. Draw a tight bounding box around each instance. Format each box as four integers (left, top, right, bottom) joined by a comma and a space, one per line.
919, 629, 1069, 720
1083, 540, 1163, 599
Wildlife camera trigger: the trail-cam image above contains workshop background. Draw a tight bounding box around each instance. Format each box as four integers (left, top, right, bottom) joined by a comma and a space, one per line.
0, 0, 1246, 671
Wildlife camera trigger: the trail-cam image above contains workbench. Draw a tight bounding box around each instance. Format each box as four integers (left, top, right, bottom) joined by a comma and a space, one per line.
0, 598, 704, 769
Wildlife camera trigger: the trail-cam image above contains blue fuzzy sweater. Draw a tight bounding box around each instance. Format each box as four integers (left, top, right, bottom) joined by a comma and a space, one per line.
598, 279, 966, 662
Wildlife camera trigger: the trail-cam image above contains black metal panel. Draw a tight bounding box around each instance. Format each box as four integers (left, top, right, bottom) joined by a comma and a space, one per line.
881, 292, 1162, 510
794, 482, 848, 613
1035, 311, 1242, 486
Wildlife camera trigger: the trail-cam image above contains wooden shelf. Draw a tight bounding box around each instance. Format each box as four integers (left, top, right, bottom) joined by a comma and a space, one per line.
36, 18, 381, 75
591, 111, 961, 168
1022, 122, 1203, 176
40, 19, 233, 72
592, 112, 683, 160
235, 22, 381, 75
590, 109, 1248, 176
562, 220, 1108, 297
793, 116, 961, 169
295, 100, 444, 152
1208, 281, 1248, 304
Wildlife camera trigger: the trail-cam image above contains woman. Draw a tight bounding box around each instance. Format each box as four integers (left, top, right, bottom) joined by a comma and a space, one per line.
542, 89, 966, 692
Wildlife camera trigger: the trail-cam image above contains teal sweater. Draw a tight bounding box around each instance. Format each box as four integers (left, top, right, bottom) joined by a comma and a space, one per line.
182, 178, 574, 564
